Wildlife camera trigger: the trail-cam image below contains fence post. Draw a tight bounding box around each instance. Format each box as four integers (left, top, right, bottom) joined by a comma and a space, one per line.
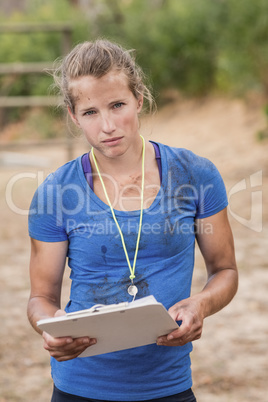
0, 23, 73, 161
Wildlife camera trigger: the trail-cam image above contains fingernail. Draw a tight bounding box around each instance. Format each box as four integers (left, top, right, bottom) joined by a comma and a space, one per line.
83, 338, 90, 344
66, 338, 73, 344
167, 335, 173, 341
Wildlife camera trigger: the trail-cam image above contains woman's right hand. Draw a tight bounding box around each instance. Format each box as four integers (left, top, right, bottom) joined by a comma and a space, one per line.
42, 309, 97, 361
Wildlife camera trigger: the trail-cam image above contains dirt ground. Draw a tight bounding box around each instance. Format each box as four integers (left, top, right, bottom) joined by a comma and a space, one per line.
0, 96, 267, 401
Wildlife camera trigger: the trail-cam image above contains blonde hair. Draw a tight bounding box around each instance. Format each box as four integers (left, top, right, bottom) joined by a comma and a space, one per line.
53, 39, 155, 114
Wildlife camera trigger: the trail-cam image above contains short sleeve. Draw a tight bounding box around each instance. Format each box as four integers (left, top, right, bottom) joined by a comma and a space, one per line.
28, 173, 68, 242
195, 161, 228, 219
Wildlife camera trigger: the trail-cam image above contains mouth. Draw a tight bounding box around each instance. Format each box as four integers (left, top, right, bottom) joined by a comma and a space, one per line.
102, 136, 123, 145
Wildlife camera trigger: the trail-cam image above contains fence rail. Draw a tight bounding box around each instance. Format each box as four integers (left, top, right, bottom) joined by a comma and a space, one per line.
0, 96, 62, 108
0, 62, 55, 74
0, 23, 73, 162
0, 22, 72, 33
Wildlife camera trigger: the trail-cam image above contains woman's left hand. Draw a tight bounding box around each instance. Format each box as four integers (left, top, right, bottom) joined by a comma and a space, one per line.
157, 296, 204, 347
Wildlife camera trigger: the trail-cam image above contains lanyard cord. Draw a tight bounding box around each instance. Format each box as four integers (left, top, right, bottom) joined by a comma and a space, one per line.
91, 135, 145, 282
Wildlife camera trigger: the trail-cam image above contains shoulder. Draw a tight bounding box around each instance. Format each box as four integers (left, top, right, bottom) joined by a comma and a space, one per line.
29, 156, 83, 211
28, 157, 83, 241
156, 142, 221, 182
152, 142, 227, 218
45, 157, 82, 186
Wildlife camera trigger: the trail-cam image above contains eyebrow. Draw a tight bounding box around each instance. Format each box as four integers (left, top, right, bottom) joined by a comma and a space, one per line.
79, 98, 128, 113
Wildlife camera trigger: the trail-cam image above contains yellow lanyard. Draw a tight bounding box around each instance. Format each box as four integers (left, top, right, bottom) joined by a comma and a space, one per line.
91, 135, 145, 295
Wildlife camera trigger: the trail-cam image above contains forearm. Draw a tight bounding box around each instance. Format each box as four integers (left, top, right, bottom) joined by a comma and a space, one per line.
158, 210, 238, 347
27, 296, 60, 335
27, 295, 96, 361
157, 266, 238, 347
193, 267, 238, 319
194, 209, 238, 319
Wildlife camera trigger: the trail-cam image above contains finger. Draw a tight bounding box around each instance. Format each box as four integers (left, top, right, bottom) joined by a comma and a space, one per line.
168, 320, 201, 342
168, 303, 186, 321
67, 337, 96, 350
157, 320, 194, 345
157, 334, 189, 347
44, 336, 97, 354
49, 339, 95, 358
168, 308, 182, 322
167, 320, 192, 340
50, 338, 97, 361
54, 309, 67, 317
43, 332, 74, 349
157, 322, 202, 346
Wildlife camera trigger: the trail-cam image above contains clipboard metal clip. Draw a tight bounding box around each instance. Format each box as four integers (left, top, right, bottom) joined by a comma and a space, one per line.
66, 302, 129, 317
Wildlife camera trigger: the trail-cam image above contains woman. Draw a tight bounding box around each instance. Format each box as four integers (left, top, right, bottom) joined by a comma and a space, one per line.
27, 39, 238, 402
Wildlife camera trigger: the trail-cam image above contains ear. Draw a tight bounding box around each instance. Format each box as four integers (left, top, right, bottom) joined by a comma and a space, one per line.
137, 95, 143, 113
67, 106, 80, 127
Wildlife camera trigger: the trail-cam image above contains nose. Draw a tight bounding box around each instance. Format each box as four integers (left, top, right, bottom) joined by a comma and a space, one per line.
101, 114, 116, 134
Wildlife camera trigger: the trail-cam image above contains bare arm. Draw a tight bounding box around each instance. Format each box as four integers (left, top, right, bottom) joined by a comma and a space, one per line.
193, 207, 238, 317
157, 208, 238, 346
27, 238, 96, 361
27, 238, 68, 333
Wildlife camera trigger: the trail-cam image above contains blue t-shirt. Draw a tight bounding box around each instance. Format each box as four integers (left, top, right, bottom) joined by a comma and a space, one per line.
28, 142, 228, 400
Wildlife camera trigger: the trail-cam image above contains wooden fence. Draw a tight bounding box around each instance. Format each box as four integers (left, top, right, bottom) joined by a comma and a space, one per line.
0, 22, 74, 162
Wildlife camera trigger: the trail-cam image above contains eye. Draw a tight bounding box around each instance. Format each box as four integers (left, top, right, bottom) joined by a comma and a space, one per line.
113, 102, 124, 109
84, 110, 96, 116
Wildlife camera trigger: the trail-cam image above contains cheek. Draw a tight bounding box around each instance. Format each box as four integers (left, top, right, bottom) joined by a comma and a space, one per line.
80, 119, 100, 136
118, 110, 139, 129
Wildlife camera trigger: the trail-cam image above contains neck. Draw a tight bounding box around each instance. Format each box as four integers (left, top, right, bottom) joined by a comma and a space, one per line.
90, 137, 144, 177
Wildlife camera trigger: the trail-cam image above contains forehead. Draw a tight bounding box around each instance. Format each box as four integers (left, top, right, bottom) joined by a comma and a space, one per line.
69, 71, 131, 101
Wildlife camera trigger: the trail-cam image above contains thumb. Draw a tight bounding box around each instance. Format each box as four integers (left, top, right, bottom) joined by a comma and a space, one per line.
54, 309, 66, 317
168, 306, 183, 322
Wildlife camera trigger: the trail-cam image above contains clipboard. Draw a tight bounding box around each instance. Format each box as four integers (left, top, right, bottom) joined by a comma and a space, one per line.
37, 296, 179, 357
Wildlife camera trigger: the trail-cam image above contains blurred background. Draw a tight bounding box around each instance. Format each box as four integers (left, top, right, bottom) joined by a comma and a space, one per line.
0, 1, 267, 401
1, 0, 268, 143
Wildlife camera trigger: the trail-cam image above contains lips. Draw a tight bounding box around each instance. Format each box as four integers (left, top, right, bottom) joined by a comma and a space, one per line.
102, 136, 123, 145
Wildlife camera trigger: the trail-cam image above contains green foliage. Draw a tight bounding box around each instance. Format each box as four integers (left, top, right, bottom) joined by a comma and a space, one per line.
90, 0, 221, 96
1, 0, 268, 127
215, 0, 268, 95
0, 0, 73, 63
257, 104, 268, 141
0, 0, 87, 127
87, 0, 268, 98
